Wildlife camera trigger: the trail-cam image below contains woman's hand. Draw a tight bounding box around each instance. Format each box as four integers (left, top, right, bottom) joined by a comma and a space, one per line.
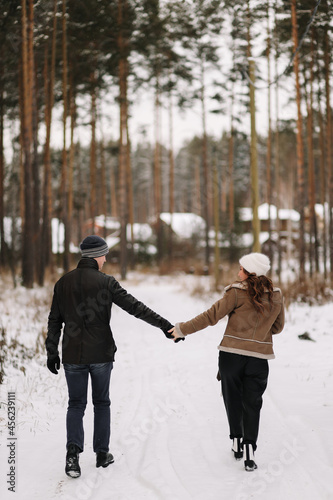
168, 326, 184, 342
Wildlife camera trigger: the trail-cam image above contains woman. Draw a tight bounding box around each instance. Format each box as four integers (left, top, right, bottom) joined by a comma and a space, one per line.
169, 252, 284, 471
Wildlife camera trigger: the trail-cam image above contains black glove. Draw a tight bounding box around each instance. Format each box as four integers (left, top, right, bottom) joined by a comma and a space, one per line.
163, 327, 174, 339
162, 326, 185, 342
47, 355, 61, 375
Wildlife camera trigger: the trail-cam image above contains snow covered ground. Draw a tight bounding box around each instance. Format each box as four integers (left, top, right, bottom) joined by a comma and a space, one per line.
0, 272, 332, 500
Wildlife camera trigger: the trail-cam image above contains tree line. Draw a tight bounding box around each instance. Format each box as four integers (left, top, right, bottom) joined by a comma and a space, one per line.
0, 0, 332, 287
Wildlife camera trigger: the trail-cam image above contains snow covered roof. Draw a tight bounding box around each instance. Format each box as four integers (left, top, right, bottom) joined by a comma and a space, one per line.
51, 218, 154, 253
240, 232, 270, 248
93, 215, 120, 230
105, 223, 154, 249
128, 223, 153, 241
240, 203, 300, 222
160, 212, 205, 239
105, 235, 120, 250
88, 216, 153, 241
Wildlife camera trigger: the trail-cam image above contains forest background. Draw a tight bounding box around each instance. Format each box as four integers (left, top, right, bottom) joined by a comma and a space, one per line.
0, 0, 332, 298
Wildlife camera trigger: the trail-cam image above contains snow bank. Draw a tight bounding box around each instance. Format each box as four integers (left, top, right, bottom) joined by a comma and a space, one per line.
0, 273, 332, 500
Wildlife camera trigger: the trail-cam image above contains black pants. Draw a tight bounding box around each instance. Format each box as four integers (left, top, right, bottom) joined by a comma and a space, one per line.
219, 351, 269, 450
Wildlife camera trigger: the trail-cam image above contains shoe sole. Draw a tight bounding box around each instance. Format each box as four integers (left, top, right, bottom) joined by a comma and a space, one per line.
66, 469, 81, 478
245, 464, 258, 472
96, 458, 114, 468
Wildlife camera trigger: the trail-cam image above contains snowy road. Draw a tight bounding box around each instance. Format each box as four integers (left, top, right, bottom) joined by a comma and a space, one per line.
0, 274, 332, 499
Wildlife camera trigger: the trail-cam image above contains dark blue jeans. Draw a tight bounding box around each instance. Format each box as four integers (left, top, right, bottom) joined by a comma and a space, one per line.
219, 351, 269, 450
64, 362, 113, 453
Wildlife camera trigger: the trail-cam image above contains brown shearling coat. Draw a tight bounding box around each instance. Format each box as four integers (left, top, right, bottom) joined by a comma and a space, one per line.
175, 282, 284, 360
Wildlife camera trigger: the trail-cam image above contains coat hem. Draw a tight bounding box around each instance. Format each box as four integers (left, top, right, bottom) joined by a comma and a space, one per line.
218, 345, 275, 360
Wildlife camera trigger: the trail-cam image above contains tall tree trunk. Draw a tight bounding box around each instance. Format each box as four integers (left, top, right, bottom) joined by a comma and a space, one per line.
318, 97, 328, 279
41, 0, 58, 279
168, 69, 175, 263
68, 72, 75, 231
274, 0, 282, 279
306, 96, 315, 276
154, 74, 163, 264
21, 0, 35, 287
228, 110, 234, 232
27, 0, 41, 284
227, 85, 235, 261
213, 157, 220, 289
227, 26, 236, 259
306, 25, 319, 275
324, 7, 332, 280
118, 0, 129, 279
28, 0, 40, 280
291, 0, 306, 277
227, 128, 234, 258
90, 70, 97, 233
100, 139, 107, 238
110, 162, 118, 218
194, 157, 201, 216
266, 0, 273, 263
61, 0, 69, 272
200, 56, 210, 268
19, 68, 25, 224
220, 145, 226, 216
76, 143, 84, 245
126, 107, 134, 268
247, 4, 260, 253
32, 60, 41, 284
248, 58, 260, 252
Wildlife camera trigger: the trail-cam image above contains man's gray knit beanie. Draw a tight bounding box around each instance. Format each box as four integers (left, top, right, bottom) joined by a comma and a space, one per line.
80, 235, 109, 258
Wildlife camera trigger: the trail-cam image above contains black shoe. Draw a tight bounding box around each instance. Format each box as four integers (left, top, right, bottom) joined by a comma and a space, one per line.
65, 444, 81, 478
96, 451, 114, 468
244, 443, 258, 472
231, 437, 243, 461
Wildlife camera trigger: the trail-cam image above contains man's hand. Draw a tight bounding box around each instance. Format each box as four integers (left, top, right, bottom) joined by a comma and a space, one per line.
168, 327, 185, 343
47, 355, 61, 375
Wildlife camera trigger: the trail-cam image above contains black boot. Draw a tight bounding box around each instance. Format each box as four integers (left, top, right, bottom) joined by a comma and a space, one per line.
244, 443, 257, 472
96, 451, 114, 468
231, 437, 243, 461
65, 444, 81, 478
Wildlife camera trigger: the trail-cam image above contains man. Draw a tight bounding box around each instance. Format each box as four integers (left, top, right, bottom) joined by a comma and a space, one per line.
46, 235, 176, 478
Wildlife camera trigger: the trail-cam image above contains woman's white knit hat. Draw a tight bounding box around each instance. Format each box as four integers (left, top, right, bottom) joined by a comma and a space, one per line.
239, 252, 270, 276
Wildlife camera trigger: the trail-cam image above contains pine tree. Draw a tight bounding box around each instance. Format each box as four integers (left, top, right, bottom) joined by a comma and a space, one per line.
21, 0, 35, 287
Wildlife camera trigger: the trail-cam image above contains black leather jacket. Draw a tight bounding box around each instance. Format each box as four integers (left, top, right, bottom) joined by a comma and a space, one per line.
46, 258, 173, 364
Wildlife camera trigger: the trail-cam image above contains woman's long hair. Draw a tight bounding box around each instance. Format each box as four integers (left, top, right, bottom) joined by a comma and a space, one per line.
243, 270, 274, 313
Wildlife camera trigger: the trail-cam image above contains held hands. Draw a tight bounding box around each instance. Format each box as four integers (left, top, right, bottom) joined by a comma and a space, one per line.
168, 326, 185, 343
162, 325, 184, 342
